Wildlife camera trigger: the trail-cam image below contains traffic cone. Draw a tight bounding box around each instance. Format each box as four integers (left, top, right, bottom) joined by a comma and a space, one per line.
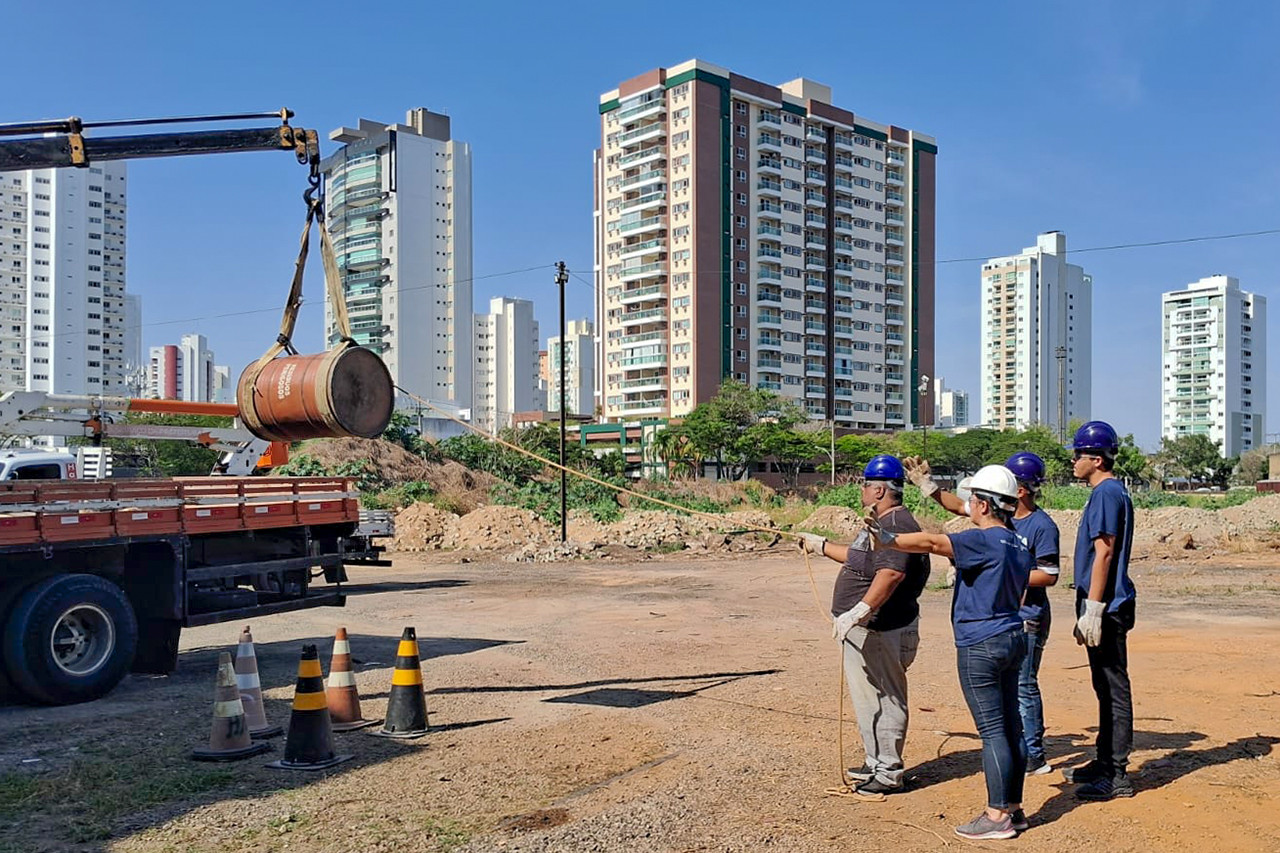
191, 652, 272, 761
266, 644, 353, 771
235, 625, 282, 739
326, 627, 379, 732
372, 627, 429, 739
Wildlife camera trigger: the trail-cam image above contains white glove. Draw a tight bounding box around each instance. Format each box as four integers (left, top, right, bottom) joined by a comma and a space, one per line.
833, 601, 874, 641
1076, 599, 1105, 647
863, 512, 897, 548
903, 456, 939, 497
797, 532, 827, 555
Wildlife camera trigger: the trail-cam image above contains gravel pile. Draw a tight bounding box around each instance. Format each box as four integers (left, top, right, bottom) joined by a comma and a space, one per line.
391, 503, 458, 552
505, 540, 603, 563
451, 505, 556, 550
798, 506, 867, 539
601, 510, 711, 550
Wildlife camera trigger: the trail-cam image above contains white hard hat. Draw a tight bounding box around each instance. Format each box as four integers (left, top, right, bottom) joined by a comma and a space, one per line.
968, 465, 1019, 509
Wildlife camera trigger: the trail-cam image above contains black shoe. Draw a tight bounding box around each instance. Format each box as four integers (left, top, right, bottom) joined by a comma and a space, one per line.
1010, 809, 1029, 832
1025, 756, 1053, 776
1076, 773, 1135, 801
845, 763, 874, 784
1063, 760, 1107, 784
855, 778, 901, 796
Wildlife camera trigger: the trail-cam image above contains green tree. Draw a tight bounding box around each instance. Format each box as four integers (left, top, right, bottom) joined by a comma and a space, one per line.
681, 380, 804, 480
74, 413, 224, 477
833, 433, 891, 474
1154, 434, 1231, 485
1112, 434, 1151, 485
750, 422, 818, 488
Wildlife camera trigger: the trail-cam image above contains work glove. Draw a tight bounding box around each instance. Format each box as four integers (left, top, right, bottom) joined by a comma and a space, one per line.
862, 512, 897, 548
1075, 599, 1106, 647
902, 455, 939, 497
797, 532, 827, 555
833, 601, 874, 641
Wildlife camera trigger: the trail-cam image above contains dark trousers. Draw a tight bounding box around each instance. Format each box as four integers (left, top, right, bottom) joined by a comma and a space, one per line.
956, 627, 1027, 809
1079, 597, 1135, 774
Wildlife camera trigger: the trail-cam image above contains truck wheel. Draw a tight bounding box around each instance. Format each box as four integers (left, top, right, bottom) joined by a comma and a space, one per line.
2, 574, 138, 705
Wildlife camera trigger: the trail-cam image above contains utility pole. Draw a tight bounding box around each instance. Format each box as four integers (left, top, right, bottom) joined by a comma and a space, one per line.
1055, 346, 1067, 441
918, 374, 931, 457
829, 419, 836, 487
555, 261, 569, 543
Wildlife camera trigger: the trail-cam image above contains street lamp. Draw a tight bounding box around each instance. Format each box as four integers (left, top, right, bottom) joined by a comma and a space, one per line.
918, 374, 931, 457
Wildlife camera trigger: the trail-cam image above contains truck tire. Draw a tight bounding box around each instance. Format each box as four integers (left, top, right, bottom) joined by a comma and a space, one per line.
2, 574, 138, 705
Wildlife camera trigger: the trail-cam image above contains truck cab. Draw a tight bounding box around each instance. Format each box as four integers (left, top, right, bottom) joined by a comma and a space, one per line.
0, 450, 77, 481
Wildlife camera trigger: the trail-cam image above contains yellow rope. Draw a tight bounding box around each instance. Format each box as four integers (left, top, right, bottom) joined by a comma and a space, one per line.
395, 386, 866, 799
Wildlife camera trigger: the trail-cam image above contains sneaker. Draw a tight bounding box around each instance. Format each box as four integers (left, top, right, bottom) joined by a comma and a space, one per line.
1063, 760, 1107, 784
1076, 773, 1135, 801
1010, 809, 1029, 832
1025, 756, 1053, 776
845, 764, 874, 784
854, 778, 901, 797
955, 812, 1016, 841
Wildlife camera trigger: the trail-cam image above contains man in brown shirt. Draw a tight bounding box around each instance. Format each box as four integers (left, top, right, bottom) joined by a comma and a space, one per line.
799, 454, 930, 796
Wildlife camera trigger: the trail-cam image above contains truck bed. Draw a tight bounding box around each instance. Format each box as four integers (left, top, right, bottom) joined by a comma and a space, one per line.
0, 476, 359, 547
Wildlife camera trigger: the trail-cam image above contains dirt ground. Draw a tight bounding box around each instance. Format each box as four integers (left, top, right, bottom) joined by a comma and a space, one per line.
2, 548, 1279, 853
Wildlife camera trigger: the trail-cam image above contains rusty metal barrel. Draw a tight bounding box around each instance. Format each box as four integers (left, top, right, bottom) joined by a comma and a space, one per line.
236, 345, 394, 443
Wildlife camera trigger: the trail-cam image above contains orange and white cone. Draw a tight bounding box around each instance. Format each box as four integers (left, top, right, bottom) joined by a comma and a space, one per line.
235, 625, 282, 738
191, 652, 271, 761
326, 627, 379, 732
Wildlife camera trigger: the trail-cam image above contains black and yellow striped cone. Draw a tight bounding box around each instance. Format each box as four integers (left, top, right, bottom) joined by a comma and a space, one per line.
372, 627, 429, 739
266, 644, 353, 771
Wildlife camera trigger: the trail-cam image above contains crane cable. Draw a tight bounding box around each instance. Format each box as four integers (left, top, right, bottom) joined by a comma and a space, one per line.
394, 384, 883, 801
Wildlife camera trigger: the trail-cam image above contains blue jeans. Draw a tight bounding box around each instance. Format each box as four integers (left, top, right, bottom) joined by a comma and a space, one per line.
1018, 622, 1048, 763
957, 628, 1027, 810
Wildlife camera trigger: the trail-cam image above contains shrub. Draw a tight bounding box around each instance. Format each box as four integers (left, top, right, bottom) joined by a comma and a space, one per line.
1039, 485, 1091, 510
1132, 490, 1190, 510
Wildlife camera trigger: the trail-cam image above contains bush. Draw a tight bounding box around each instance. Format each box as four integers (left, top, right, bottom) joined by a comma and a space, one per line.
1199, 489, 1260, 511
814, 483, 949, 522
1039, 485, 1091, 510
1132, 490, 1190, 509
814, 484, 862, 509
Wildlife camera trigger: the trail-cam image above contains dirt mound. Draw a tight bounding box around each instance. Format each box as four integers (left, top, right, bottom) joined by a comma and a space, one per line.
799, 506, 867, 539
291, 438, 433, 484
566, 510, 609, 544
451, 505, 555, 551
392, 503, 459, 552
602, 510, 712, 549
289, 437, 496, 512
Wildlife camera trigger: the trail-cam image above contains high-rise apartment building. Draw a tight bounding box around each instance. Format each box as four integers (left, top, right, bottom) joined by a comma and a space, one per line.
594, 60, 937, 428
0, 164, 130, 397
1161, 275, 1266, 457
146, 333, 222, 402
323, 108, 473, 411
548, 319, 596, 417
473, 297, 541, 432
211, 365, 232, 404
979, 232, 1091, 431
934, 377, 970, 428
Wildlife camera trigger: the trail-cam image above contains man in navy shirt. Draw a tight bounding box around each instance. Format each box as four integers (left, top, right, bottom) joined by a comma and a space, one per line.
1064, 421, 1137, 800
906, 452, 1060, 775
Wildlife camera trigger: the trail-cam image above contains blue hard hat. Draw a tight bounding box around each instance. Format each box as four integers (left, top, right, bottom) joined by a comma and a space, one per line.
863, 454, 905, 482
1072, 420, 1119, 455
1005, 451, 1046, 486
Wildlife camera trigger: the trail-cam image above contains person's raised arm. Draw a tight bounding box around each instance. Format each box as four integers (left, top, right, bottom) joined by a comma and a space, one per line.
903, 456, 967, 517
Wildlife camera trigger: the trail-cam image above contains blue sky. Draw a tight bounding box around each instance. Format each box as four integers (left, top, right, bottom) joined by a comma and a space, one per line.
9, 0, 1277, 449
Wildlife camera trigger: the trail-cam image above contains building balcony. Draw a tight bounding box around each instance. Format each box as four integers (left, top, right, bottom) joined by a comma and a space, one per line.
886, 271, 904, 283
757, 267, 782, 282
805, 277, 826, 293
757, 134, 782, 150
805, 169, 827, 185
619, 168, 666, 190
757, 312, 783, 327
805, 361, 826, 377
619, 146, 665, 168
885, 252, 904, 267
885, 234, 904, 247
618, 352, 669, 368
886, 170, 905, 186
617, 215, 666, 235
617, 374, 669, 391
805, 146, 827, 164
618, 282, 667, 303
805, 233, 827, 250
885, 312, 904, 325
757, 290, 782, 303
805, 255, 825, 271
757, 158, 782, 174
620, 189, 666, 213
805, 320, 826, 334
758, 335, 783, 350
885, 191, 905, 206
615, 397, 668, 414
757, 356, 783, 369
757, 245, 783, 260
887, 151, 906, 166
805, 384, 826, 398
757, 178, 783, 196
885, 371, 904, 384
618, 307, 668, 327
618, 121, 666, 147
619, 330, 667, 347
619, 237, 665, 261
617, 97, 665, 122
885, 293, 904, 307
618, 262, 666, 283
757, 223, 782, 237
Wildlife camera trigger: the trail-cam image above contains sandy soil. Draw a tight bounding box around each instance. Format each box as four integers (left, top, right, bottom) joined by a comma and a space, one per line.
1, 549, 1279, 852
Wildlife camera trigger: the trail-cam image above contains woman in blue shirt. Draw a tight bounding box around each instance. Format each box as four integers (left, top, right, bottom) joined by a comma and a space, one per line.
867, 465, 1032, 841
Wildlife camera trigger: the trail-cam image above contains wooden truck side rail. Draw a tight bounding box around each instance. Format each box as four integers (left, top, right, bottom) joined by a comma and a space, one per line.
0, 476, 359, 545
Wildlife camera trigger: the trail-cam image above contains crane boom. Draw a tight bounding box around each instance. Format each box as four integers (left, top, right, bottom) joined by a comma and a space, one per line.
0, 110, 318, 173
